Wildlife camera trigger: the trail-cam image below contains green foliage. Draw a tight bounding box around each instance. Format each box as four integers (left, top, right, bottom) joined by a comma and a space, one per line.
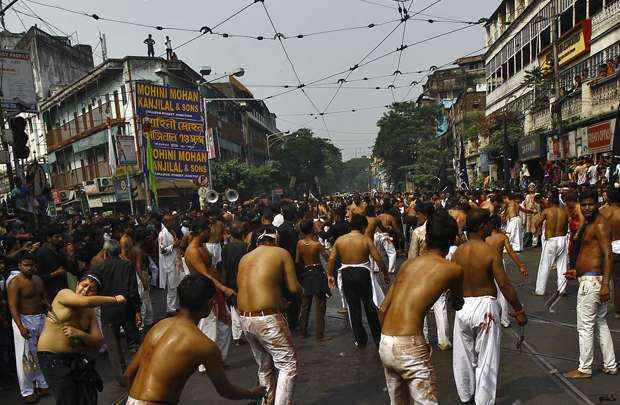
483, 111, 523, 158
271, 128, 343, 195
211, 159, 280, 198
339, 157, 371, 193
373, 102, 449, 190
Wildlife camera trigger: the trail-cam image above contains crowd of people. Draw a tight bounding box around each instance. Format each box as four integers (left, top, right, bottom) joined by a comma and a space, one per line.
0, 182, 618, 404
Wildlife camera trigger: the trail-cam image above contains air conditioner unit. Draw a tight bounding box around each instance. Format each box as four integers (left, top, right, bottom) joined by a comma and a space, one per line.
97, 177, 113, 192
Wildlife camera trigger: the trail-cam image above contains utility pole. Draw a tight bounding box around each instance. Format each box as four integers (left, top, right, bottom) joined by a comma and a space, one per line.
502, 107, 510, 189
549, 1, 563, 141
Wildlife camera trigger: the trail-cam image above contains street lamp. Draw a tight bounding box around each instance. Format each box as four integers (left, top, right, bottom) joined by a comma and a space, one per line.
266, 131, 291, 160
200, 66, 245, 83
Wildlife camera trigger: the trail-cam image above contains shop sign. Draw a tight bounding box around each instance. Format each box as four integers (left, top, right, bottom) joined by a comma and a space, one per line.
539, 19, 591, 69
519, 134, 542, 161
587, 119, 615, 154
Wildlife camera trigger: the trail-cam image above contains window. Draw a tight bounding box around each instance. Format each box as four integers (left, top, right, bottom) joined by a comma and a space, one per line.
515, 50, 522, 72
508, 56, 515, 77
590, 0, 603, 17
121, 85, 127, 105
575, 0, 586, 23
531, 38, 538, 58
560, 7, 573, 36
540, 27, 550, 49
522, 43, 531, 66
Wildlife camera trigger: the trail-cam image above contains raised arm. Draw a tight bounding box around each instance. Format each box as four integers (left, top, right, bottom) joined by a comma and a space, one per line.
202, 342, 266, 400
56, 289, 123, 308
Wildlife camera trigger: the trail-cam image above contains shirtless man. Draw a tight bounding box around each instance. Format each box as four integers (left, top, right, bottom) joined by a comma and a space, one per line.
451, 209, 527, 404
376, 201, 402, 274
327, 214, 389, 348
534, 191, 570, 298
237, 225, 301, 405
564, 189, 617, 378
296, 220, 330, 341
124, 274, 266, 404
38, 274, 125, 404
206, 209, 225, 269
184, 217, 234, 366
7, 252, 50, 403
379, 210, 463, 405
479, 192, 495, 214
486, 215, 528, 327
600, 187, 620, 318
502, 192, 533, 252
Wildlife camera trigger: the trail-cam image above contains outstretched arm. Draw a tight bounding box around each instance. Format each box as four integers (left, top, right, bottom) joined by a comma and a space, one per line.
57, 289, 123, 308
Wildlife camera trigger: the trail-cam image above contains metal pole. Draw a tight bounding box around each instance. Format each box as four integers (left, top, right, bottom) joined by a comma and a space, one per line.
126, 171, 135, 215
267, 138, 271, 160
503, 108, 511, 189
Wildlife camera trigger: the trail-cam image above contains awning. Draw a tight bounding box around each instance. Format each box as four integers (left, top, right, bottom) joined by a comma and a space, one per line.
47, 152, 57, 164
72, 130, 107, 153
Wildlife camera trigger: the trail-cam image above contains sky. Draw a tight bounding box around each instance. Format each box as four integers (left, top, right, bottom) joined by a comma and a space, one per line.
5, 0, 498, 160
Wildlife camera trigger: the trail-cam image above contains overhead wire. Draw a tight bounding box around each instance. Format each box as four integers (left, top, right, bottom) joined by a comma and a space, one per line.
260, 0, 330, 136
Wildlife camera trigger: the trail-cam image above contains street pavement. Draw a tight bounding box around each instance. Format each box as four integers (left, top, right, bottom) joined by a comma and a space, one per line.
3, 246, 619, 404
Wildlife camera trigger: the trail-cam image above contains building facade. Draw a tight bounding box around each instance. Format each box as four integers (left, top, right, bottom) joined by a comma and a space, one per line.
484, 0, 619, 182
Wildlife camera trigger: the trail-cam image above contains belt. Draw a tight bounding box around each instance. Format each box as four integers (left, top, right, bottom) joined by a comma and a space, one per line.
239, 308, 279, 317
579, 271, 601, 277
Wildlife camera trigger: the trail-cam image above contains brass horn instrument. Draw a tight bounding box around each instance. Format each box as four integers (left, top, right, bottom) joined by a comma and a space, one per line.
225, 189, 239, 203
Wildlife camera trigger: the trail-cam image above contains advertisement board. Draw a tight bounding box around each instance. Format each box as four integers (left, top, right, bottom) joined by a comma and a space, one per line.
116, 136, 138, 165
136, 83, 206, 179
587, 119, 615, 154
0, 50, 37, 113
539, 19, 592, 69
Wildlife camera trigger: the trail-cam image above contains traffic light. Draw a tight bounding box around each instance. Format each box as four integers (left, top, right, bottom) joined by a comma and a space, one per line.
9, 116, 29, 159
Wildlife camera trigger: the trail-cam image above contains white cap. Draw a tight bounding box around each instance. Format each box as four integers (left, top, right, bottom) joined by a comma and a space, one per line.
272, 214, 284, 228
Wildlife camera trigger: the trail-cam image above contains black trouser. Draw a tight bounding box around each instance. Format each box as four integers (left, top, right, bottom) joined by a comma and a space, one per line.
341, 267, 381, 346
38, 352, 102, 405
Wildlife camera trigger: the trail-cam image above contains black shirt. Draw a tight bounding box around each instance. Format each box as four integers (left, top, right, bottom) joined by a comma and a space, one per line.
35, 243, 74, 300
278, 221, 298, 259
90, 257, 140, 324
221, 240, 246, 292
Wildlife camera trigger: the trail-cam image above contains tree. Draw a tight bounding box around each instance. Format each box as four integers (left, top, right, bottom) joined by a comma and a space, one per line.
271, 128, 343, 195
374, 102, 449, 190
339, 157, 371, 193
211, 159, 280, 199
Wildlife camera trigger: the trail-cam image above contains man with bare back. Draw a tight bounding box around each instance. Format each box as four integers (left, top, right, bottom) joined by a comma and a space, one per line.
237, 225, 302, 404
534, 191, 570, 297
564, 189, 617, 379
328, 214, 389, 348
185, 217, 235, 367
451, 209, 527, 404
502, 192, 533, 252
124, 275, 266, 404
296, 220, 331, 342
376, 200, 402, 274
486, 215, 528, 328
379, 210, 463, 404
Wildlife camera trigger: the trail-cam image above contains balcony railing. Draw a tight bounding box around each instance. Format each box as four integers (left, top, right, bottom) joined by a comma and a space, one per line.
561, 92, 582, 120
51, 162, 110, 190
591, 74, 619, 111
531, 108, 551, 131
46, 102, 121, 151
592, 1, 620, 39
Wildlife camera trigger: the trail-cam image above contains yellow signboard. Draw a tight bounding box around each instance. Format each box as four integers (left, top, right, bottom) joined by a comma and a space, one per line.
539, 19, 591, 70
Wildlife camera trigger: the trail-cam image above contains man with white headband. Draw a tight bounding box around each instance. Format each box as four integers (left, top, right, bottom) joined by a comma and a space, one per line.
237, 225, 302, 405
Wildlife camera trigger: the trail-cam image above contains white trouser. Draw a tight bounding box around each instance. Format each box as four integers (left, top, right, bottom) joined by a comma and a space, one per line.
166, 284, 178, 314
379, 334, 439, 405
137, 274, 154, 327
496, 286, 510, 328
535, 235, 568, 295
576, 276, 617, 374
230, 306, 243, 341
205, 242, 223, 268
240, 313, 298, 405
453, 296, 501, 405
12, 314, 48, 397
505, 216, 523, 252
198, 309, 232, 371
337, 269, 347, 309
374, 232, 397, 273
422, 293, 451, 348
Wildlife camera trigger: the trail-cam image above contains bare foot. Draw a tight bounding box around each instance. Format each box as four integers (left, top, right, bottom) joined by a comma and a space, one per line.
564, 369, 591, 379
602, 367, 618, 375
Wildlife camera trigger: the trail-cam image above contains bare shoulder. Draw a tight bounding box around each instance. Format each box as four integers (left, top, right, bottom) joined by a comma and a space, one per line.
32, 275, 45, 288
442, 260, 462, 276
